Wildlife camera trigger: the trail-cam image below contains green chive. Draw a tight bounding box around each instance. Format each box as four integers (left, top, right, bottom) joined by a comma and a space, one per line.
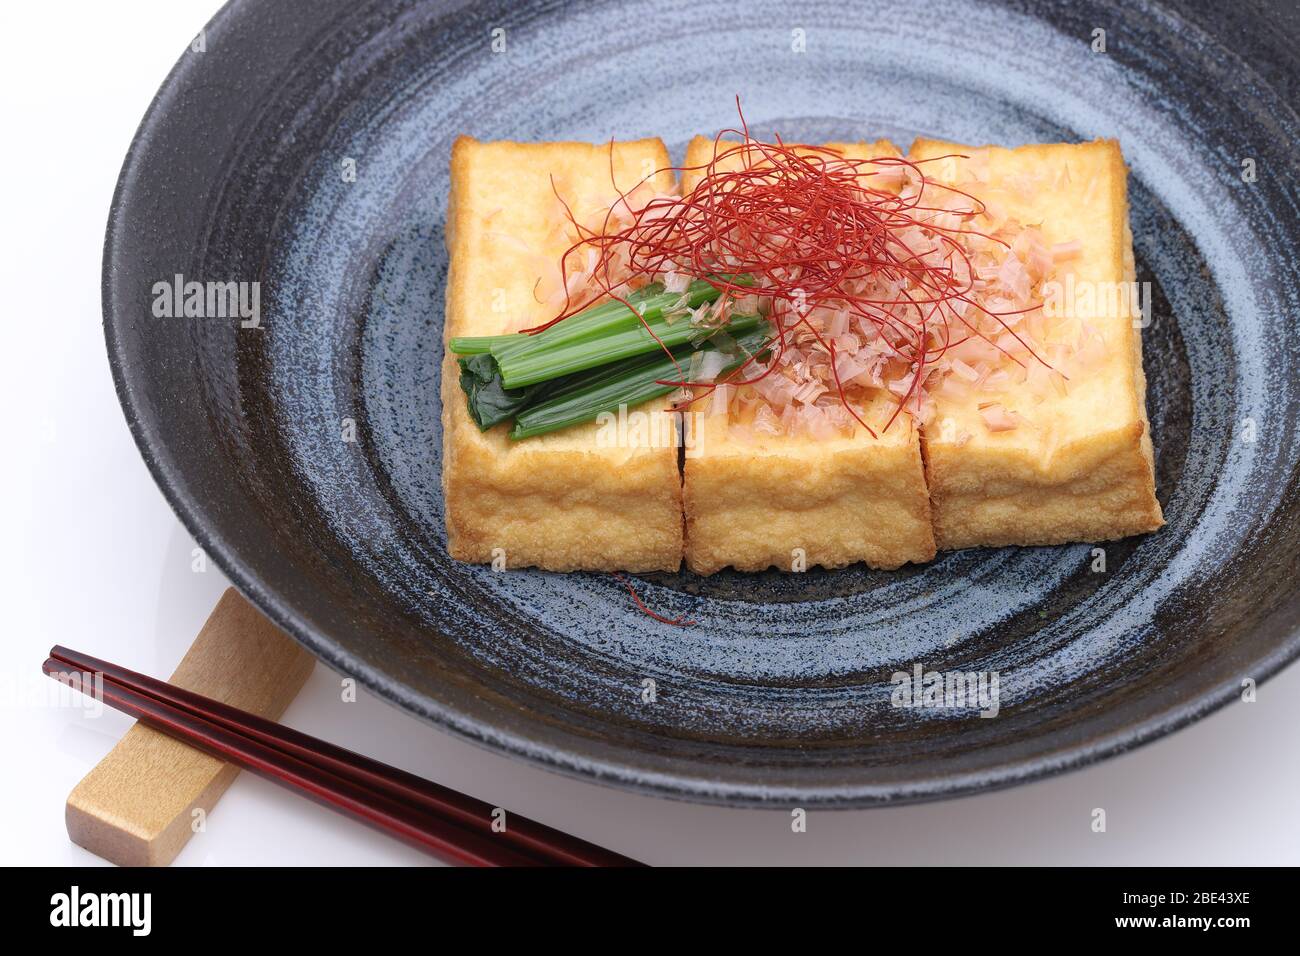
509, 322, 772, 439
498, 312, 763, 389
448, 275, 753, 357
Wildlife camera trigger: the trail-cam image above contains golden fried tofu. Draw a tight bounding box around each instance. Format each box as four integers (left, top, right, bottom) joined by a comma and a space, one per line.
908, 138, 1163, 549
680, 136, 936, 574
684, 397, 936, 574
441, 137, 683, 571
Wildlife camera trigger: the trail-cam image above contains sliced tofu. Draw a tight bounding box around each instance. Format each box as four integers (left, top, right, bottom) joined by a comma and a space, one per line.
680, 136, 936, 574
441, 137, 683, 572
908, 138, 1163, 549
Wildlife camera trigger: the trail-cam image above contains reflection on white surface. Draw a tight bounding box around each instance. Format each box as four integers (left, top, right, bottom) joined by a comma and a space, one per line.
0, 0, 1296, 867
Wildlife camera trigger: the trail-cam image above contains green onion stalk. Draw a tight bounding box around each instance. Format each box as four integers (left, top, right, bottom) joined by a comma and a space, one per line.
453, 278, 769, 439
449, 274, 753, 360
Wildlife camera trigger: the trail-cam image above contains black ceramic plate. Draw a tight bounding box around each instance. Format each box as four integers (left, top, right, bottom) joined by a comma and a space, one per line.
105, 0, 1300, 806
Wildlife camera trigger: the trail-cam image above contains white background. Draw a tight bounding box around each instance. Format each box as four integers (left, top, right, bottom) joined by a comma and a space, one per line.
1, 0, 1296, 866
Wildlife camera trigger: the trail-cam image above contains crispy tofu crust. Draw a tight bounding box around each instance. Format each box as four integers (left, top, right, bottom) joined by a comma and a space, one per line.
680, 136, 937, 573
684, 398, 936, 573
442, 135, 1163, 574
442, 137, 683, 572
908, 138, 1163, 549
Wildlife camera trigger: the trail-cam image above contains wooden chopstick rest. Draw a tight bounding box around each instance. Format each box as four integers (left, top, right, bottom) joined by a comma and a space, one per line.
65, 587, 315, 866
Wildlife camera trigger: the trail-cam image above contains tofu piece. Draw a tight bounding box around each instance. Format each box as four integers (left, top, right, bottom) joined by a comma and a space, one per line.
441, 137, 683, 572
680, 136, 937, 574
908, 138, 1163, 549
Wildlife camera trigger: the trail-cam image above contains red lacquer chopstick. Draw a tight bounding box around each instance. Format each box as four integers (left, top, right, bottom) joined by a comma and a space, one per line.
44, 646, 644, 867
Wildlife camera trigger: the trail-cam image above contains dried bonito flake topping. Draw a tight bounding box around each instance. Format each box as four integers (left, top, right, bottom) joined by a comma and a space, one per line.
539, 106, 1088, 438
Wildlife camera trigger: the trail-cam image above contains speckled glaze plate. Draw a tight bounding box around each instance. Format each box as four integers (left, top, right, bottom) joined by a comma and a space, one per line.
104, 0, 1300, 806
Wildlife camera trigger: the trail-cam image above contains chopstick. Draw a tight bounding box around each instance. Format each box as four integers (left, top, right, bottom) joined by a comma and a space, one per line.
44, 645, 644, 867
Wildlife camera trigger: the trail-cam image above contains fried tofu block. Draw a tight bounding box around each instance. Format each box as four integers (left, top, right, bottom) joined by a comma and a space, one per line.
684, 396, 936, 574
680, 136, 936, 574
908, 138, 1163, 549
441, 137, 683, 572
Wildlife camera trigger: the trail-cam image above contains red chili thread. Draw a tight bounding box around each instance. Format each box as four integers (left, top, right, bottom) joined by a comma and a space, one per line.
536, 98, 1051, 431
612, 573, 694, 627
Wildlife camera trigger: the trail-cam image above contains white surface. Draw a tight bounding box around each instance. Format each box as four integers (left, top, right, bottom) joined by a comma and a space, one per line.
1, 0, 1296, 867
